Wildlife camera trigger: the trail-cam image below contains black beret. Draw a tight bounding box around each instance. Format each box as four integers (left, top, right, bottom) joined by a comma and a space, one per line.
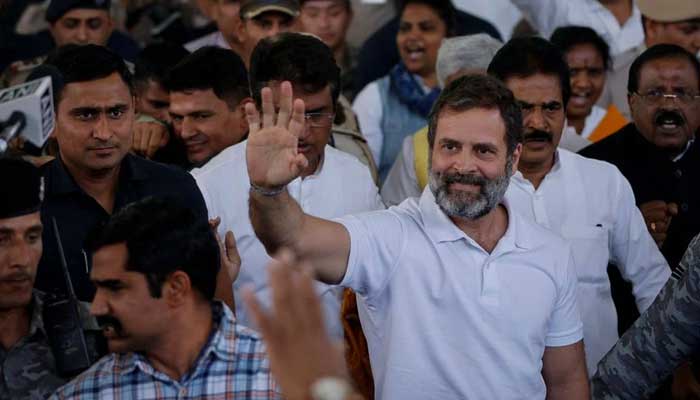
46, 0, 111, 23
0, 158, 43, 219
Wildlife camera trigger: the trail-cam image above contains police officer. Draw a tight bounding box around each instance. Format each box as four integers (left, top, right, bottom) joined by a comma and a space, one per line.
1, 0, 140, 88
0, 158, 98, 400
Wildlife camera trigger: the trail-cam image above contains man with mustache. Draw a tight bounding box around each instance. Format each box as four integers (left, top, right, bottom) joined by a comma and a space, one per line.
48, 197, 280, 399
245, 72, 589, 399
34, 45, 209, 304
581, 44, 700, 397
581, 44, 700, 271
488, 37, 670, 375
0, 158, 98, 400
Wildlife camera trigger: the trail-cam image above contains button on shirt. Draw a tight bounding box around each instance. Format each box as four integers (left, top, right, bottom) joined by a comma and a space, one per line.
48, 302, 279, 400
192, 141, 384, 339
35, 154, 208, 301
506, 148, 670, 374
336, 188, 583, 400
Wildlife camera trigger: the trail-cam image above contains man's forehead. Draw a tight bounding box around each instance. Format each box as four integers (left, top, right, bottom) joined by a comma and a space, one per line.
506, 73, 563, 100
639, 57, 699, 86
268, 81, 332, 103
0, 213, 42, 232
170, 88, 225, 109
60, 76, 132, 107
59, 8, 110, 21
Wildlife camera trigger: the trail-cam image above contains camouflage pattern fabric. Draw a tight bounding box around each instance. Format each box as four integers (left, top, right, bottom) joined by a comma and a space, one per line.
0, 291, 65, 400
591, 233, 700, 399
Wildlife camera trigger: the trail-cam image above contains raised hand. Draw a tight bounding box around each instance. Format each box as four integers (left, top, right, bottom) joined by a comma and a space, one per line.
246, 81, 308, 191
243, 249, 352, 400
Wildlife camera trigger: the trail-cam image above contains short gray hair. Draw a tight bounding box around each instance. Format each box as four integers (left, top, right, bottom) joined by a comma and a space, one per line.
436, 34, 503, 88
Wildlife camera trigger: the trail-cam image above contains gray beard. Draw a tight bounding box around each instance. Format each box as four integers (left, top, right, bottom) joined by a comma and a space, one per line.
429, 159, 513, 220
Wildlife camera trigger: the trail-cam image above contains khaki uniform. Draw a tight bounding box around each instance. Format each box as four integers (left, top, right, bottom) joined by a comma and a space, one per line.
333, 96, 379, 184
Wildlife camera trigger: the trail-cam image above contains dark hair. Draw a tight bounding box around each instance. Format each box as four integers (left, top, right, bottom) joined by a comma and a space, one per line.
44, 44, 133, 102
628, 43, 700, 94
134, 42, 190, 90
487, 36, 571, 106
428, 74, 523, 156
398, 0, 457, 36
163, 46, 249, 109
87, 197, 220, 300
550, 25, 611, 71
249, 32, 343, 120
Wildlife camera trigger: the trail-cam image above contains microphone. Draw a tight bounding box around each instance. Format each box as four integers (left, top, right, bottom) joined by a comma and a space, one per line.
0, 74, 55, 153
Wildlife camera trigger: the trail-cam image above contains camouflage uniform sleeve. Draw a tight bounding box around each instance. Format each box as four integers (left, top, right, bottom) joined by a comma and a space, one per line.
591, 233, 700, 399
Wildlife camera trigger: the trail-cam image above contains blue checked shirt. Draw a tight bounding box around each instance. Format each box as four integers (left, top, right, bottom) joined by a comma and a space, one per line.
48, 302, 280, 399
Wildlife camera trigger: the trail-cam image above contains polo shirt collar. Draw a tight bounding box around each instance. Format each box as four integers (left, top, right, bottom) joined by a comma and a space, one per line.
418, 187, 532, 251
48, 154, 150, 196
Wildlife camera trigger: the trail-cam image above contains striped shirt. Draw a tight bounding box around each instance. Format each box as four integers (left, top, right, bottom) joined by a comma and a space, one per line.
48, 302, 280, 399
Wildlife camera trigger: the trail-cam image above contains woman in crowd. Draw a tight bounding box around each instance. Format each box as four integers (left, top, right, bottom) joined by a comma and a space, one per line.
352, 0, 454, 180
550, 26, 628, 152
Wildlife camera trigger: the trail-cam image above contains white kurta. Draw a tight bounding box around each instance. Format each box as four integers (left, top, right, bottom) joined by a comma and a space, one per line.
506, 148, 671, 374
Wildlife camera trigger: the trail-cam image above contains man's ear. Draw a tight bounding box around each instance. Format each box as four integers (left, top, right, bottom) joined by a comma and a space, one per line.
238, 97, 254, 133
510, 143, 523, 174
163, 270, 192, 307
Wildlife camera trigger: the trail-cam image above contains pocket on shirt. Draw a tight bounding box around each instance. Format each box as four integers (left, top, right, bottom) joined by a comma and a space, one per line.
560, 225, 610, 285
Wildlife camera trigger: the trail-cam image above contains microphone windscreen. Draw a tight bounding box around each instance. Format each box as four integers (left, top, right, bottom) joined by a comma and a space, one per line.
26, 64, 64, 105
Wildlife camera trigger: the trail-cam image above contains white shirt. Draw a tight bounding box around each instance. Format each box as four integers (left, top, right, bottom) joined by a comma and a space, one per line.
185, 31, 231, 52
337, 189, 583, 400
192, 141, 384, 339
505, 148, 671, 374
453, 0, 522, 40
511, 0, 644, 56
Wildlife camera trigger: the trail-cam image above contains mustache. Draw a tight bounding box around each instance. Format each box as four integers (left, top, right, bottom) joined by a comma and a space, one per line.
523, 129, 553, 143
655, 110, 685, 126
441, 172, 487, 186
96, 315, 123, 333
0, 270, 32, 283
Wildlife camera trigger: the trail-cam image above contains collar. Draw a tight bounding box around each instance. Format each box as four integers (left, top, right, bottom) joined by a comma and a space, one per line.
46, 154, 150, 196
673, 138, 695, 162
418, 187, 532, 251
627, 124, 697, 163
512, 147, 563, 184
114, 301, 236, 377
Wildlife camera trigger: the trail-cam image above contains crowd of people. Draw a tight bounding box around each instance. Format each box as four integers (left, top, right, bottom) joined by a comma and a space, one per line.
1, 0, 700, 399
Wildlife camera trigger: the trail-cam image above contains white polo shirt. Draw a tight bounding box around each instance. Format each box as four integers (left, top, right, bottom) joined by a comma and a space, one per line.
336, 188, 583, 400
506, 148, 670, 374
192, 141, 384, 339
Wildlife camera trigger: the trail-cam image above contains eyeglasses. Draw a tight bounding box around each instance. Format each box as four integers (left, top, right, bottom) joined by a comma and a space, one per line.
632, 91, 700, 105
303, 112, 335, 128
